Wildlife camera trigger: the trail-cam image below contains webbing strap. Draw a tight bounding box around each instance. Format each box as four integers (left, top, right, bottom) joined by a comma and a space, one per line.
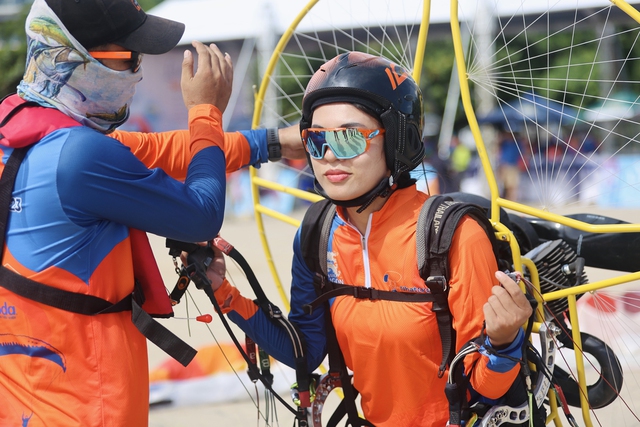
323, 301, 375, 427
317, 202, 336, 276
131, 297, 197, 366
300, 198, 335, 276
0, 266, 133, 314
416, 195, 499, 377
303, 282, 438, 314
0, 146, 27, 249
416, 195, 456, 377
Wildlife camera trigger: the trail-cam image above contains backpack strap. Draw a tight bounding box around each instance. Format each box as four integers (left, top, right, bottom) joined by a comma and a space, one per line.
416, 194, 500, 377
300, 198, 335, 276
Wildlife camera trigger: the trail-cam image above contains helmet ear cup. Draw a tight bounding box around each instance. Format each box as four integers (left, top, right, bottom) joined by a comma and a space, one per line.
405, 124, 425, 168
380, 109, 426, 178
380, 108, 399, 174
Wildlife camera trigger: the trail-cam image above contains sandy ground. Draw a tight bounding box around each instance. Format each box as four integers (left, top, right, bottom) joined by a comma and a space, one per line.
145, 205, 640, 427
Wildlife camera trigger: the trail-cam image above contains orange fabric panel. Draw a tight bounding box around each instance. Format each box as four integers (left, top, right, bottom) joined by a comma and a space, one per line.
187, 104, 224, 155
0, 238, 148, 426
149, 342, 248, 382
112, 126, 253, 181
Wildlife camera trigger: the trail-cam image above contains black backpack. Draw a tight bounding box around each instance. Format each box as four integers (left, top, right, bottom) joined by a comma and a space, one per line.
298, 193, 546, 427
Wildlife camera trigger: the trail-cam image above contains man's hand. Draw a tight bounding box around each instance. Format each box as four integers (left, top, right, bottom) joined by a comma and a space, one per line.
181, 41, 233, 112
279, 124, 306, 160
483, 271, 534, 348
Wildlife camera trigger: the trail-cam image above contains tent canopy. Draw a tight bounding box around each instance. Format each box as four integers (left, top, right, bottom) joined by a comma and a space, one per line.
149, 0, 621, 46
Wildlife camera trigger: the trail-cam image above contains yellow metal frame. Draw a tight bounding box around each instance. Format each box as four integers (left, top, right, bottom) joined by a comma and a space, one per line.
450, 1, 640, 425
249, 0, 640, 425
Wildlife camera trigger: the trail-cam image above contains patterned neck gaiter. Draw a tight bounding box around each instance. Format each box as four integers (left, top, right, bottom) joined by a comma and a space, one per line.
17, 0, 143, 133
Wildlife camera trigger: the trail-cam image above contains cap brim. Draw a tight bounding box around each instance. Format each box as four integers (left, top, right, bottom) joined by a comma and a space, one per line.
116, 15, 185, 55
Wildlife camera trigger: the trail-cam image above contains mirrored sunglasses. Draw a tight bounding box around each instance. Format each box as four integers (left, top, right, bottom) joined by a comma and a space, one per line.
88, 50, 143, 73
302, 127, 385, 160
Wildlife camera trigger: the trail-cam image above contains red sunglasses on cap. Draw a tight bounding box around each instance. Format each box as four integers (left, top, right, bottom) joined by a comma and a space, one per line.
89, 50, 143, 73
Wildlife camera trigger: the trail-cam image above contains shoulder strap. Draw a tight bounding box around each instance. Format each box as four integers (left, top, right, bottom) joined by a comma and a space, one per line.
417, 194, 498, 279
416, 194, 499, 377
300, 198, 335, 276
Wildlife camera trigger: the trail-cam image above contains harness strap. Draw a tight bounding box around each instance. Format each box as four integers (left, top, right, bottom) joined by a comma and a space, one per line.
0, 146, 27, 248
303, 281, 439, 315
416, 195, 500, 377
417, 195, 456, 377
445, 339, 482, 426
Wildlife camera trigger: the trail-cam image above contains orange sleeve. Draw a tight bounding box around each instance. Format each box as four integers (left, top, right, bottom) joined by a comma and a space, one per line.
110, 129, 192, 181
214, 279, 259, 319
187, 104, 223, 155
111, 107, 253, 181
223, 131, 253, 172
448, 217, 519, 398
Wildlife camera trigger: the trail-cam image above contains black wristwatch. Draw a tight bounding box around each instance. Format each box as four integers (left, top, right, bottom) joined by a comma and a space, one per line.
266, 128, 282, 162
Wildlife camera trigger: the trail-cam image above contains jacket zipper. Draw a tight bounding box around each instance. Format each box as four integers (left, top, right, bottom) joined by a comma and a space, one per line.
362, 216, 373, 289
344, 213, 374, 289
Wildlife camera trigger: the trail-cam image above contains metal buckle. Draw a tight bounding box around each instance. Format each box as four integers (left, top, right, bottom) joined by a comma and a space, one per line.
425, 275, 448, 293
353, 286, 374, 300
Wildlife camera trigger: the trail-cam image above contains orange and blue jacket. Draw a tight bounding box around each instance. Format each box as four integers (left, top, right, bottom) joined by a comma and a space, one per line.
0, 95, 271, 427
214, 186, 524, 427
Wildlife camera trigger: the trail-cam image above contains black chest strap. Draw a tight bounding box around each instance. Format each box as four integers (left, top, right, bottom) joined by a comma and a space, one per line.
303, 280, 441, 315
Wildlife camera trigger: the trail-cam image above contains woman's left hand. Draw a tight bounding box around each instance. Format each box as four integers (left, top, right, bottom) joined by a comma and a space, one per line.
483, 271, 534, 348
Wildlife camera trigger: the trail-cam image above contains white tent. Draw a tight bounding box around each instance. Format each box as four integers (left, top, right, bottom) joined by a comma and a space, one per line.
129, 0, 640, 134
149, 0, 625, 46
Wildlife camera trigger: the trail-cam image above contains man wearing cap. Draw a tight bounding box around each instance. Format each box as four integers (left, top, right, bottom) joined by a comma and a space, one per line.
0, 0, 301, 425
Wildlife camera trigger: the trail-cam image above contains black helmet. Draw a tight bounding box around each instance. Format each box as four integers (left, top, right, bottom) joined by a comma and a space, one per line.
301, 51, 425, 178
300, 52, 425, 211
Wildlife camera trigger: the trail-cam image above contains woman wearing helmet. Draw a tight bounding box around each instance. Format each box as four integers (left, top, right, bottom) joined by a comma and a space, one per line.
208, 52, 532, 426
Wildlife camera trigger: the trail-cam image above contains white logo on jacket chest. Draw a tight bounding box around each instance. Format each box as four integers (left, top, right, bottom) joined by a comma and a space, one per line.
326, 251, 344, 284
10, 197, 22, 212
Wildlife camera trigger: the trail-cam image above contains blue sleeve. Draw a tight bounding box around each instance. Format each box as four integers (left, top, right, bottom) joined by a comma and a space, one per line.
238, 129, 269, 168
480, 328, 525, 373
57, 127, 226, 242
227, 228, 328, 372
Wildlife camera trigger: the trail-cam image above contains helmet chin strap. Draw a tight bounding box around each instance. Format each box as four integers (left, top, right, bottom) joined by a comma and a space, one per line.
314, 175, 397, 213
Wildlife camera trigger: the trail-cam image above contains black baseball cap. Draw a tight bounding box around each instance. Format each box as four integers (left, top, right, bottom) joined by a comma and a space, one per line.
45, 0, 185, 54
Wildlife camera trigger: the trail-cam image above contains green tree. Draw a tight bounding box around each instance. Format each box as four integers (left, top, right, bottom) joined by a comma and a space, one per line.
0, 5, 29, 98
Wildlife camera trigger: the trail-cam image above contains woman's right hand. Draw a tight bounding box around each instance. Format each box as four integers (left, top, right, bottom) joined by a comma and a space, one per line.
180, 240, 227, 292
204, 243, 227, 292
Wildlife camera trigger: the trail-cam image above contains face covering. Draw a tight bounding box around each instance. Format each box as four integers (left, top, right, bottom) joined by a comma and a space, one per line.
17, 0, 142, 133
